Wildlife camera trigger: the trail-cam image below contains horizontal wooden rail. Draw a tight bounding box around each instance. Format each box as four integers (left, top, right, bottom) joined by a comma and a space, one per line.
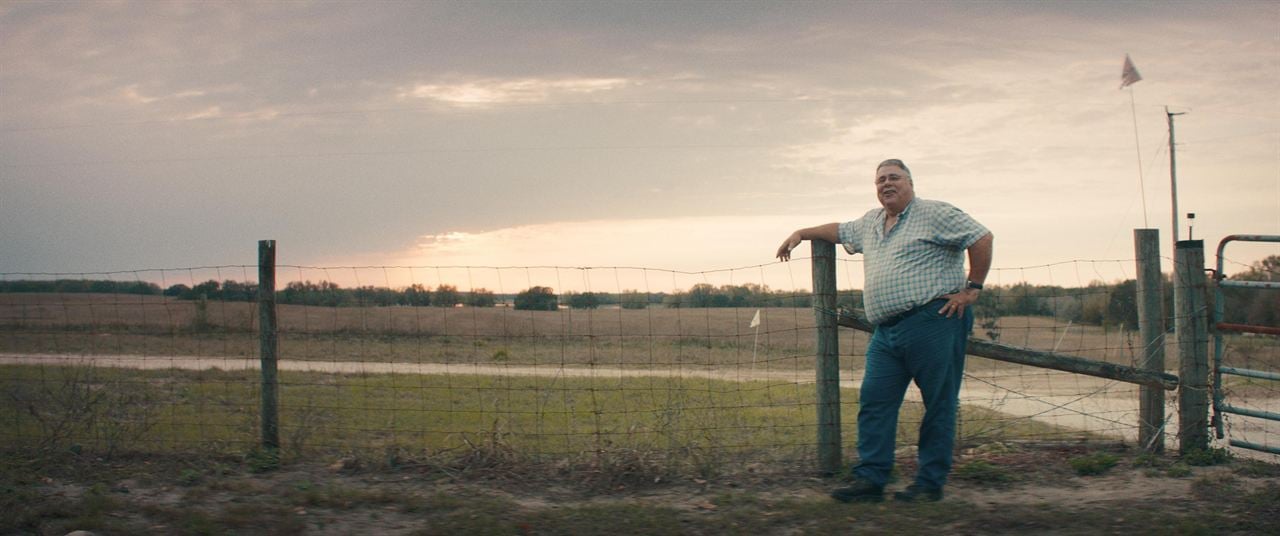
836, 314, 1179, 391
1216, 322, 1280, 336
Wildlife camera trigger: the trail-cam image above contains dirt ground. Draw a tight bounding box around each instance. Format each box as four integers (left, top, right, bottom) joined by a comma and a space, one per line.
4, 442, 1278, 536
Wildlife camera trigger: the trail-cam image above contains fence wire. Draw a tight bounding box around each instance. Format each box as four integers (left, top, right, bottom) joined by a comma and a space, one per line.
2, 258, 1274, 471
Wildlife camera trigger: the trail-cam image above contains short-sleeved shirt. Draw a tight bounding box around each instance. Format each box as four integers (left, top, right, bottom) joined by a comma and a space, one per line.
838, 198, 989, 325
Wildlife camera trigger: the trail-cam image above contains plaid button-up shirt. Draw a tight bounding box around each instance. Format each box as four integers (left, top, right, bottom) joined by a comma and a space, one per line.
838, 198, 989, 325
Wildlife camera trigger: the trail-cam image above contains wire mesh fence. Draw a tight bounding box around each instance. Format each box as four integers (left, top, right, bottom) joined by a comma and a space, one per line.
2, 255, 1275, 473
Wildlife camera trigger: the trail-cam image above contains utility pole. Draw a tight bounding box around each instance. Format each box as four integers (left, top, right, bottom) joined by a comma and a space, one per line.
1167, 107, 1186, 243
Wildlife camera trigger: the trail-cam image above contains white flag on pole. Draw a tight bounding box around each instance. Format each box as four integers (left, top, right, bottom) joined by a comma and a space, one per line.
1120, 53, 1143, 89
749, 309, 761, 328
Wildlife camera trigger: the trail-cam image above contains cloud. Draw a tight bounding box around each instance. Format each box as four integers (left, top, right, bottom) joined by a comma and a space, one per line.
380, 215, 814, 269
1, 1, 1276, 282
305, 214, 855, 292
396, 77, 630, 107
120, 84, 210, 105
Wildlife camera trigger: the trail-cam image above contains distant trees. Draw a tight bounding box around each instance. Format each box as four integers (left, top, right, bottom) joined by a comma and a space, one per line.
7, 257, 1273, 327
466, 288, 496, 307
279, 280, 344, 306
273, 281, 498, 308
433, 285, 461, 308
1076, 281, 1140, 330
155, 280, 497, 308
971, 278, 1177, 331
662, 283, 807, 309
402, 284, 431, 306
515, 286, 558, 311
163, 284, 190, 297
353, 286, 399, 306
619, 290, 650, 310
160, 280, 258, 302
1223, 254, 1280, 327
0, 279, 160, 295
564, 291, 602, 309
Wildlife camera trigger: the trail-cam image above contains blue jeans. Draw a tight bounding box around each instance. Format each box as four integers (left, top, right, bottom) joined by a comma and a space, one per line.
853, 299, 972, 489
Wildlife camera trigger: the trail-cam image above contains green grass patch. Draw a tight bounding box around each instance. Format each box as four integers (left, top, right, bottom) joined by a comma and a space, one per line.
1182, 447, 1232, 467
952, 459, 1016, 485
1234, 458, 1280, 478
1069, 452, 1120, 476
1166, 463, 1193, 478
2, 363, 1086, 478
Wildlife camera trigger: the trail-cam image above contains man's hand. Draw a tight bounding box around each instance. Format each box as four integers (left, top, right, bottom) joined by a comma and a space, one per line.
776, 224, 839, 262
776, 232, 802, 262
939, 288, 980, 318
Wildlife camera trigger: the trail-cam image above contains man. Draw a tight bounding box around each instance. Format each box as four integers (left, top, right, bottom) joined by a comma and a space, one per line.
776, 159, 993, 503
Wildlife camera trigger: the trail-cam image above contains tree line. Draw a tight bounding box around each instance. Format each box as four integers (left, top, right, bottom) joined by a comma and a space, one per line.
966, 255, 1277, 329
0, 279, 162, 295
2, 255, 1273, 324
161, 280, 499, 308
1220, 254, 1279, 328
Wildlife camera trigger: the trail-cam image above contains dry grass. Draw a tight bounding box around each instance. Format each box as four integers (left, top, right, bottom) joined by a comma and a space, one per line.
0, 293, 856, 368
5, 445, 1278, 535
3, 293, 1276, 373
5, 293, 1275, 497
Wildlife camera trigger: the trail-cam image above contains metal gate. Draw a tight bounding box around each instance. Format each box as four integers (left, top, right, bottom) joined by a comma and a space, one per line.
1212, 235, 1280, 456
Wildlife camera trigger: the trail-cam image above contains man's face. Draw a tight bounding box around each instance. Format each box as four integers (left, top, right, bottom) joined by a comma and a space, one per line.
875, 164, 914, 210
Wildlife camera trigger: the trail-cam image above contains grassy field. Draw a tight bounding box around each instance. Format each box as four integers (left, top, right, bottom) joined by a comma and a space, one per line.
5, 292, 1276, 452
5, 363, 1223, 535
1, 364, 1074, 465
7, 292, 1275, 372
4, 294, 1278, 534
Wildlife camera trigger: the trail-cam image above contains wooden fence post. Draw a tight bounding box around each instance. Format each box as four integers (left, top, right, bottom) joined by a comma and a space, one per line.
258, 240, 280, 451
811, 239, 841, 475
1175, 239, 1209, 454
1134, 229, 1165, 452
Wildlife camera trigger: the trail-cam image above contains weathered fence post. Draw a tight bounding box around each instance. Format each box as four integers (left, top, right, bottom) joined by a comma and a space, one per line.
1134, 229, 1166, 452
811, 239, 841, 475
258, 240, 280, 451
1174, 239, 1209, 454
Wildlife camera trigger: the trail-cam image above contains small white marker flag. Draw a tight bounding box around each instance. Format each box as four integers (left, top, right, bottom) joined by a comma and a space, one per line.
750, 309, 761, 328
1120, 54, 1143, 89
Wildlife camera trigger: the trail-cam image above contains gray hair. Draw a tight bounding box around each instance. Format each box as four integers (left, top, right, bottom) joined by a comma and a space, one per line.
876, 159, 911, 177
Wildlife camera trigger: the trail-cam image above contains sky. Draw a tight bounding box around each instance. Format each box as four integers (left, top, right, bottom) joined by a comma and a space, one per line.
2, 1, 1277, 293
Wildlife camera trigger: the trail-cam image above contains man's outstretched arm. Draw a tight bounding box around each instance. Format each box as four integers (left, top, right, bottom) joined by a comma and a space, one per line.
776, 223, 840, 262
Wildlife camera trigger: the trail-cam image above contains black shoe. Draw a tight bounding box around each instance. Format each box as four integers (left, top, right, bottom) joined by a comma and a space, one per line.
893, 484, 943, 502
830, 479, 884, 503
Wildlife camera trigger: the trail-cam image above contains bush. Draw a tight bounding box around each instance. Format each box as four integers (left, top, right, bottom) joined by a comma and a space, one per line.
467, 288, 496, 307
566, 291, 602, 309
164, 283, 191, 297
434, 285, 461, 308
1070, 452, 1119, 476
620, 291, 648, 310
514, 286, 558, 311
247, 447, 280, 473
952, 460, 1015, 485
401, 284, 432, 306
1183, 447, 1231, 467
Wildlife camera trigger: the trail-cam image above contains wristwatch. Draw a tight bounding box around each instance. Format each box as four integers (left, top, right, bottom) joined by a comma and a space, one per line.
966, 280, 984, 290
